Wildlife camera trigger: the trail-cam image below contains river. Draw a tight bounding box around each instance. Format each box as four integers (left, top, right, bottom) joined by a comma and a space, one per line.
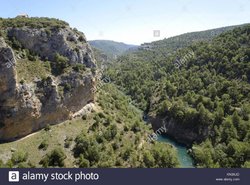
128, 99, 194, 168
157, 134, 194, 168
142, 114, 194, 168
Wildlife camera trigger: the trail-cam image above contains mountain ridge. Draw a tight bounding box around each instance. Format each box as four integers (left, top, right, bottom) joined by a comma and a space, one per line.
89, 40, 138, 59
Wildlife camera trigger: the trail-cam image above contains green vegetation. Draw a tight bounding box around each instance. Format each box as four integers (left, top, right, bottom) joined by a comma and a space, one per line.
106, 25, 250, 168
39, 147, 66, 167
39, 139, 49, 151
11, 150, 28, 165
0, 84, 179, 168
72, 84, 179, 167
89, 40, 138, 59
0, 17, 69, 30
1, 16, 249, 168
142, 24, 247, 55
72, 63, 86, 72
0, 150, 34, 168
16, 59, 50, 83
0, 17, 87, 86
44, 124, 51, 131
52, 53, 69, 75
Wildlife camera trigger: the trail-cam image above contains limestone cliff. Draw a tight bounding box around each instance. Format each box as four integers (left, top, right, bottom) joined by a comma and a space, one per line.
149, 115, 209, 146
0, 18, 96, 141
7, 26, 95, 67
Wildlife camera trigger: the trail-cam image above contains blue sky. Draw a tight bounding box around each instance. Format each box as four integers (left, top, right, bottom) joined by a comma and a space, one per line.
0, 0, 250, 44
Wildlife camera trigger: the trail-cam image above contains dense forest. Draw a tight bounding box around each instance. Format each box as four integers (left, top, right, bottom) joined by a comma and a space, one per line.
106, 25, 250, 168
140, 24, 247, 55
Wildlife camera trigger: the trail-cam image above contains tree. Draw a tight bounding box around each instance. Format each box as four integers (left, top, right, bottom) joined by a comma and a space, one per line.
192, 140, 216, 167
197, 103, 213, 125
53, 53, 69, 75
221, 120, 238, 144
78, 154, 90, 168
241, 104, 250, 121
142, 151, 155, 167
40, 148, 66, 167
215, 105, 224, 125
232, 111, 241, 129
226, 140, 248, 167
165, 81, 177, 97
151, 143, 179, 168
208, 84, 217, 99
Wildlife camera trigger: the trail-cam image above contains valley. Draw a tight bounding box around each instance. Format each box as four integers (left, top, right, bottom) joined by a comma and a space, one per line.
0, 17, 250, 168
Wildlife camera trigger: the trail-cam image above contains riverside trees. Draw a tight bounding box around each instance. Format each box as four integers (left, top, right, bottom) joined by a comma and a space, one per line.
106, 25, 250, 167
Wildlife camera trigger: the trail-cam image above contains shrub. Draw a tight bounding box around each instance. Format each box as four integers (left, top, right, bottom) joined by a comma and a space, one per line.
23, 49, 38, 61
131, 121, 141, 133
8, 36, 22, 50
39, 148, 66, 167
63, 83, 71, 92
78, 35, 85, 42
52, 53, 69, 75
78, 154, 90, 167
11, 150, 28, 165
103, 125, 117, 141
64, 136, 73, 148
20, 79, 25, 84
73, 134, 100, 165
44, 124, 51, 131
43, 61, 51, 72
82, 115, 87, 120
98, 112, 105, 118
45, 29, 52, 37
39, 139, 49, 150
72, 64, 86, 72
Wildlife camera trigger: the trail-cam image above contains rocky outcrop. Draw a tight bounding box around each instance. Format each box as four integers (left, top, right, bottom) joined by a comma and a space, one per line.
149, 115, 209, 146
7, 27, 95, 68
0, 25, 96, 141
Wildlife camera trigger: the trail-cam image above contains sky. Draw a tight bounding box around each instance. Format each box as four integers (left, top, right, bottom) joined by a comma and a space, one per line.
0, 0, 250, 45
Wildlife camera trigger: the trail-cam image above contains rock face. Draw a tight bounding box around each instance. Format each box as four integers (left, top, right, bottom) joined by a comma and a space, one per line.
8, 27, 95, 68
149, 115, 208, 146
0, 25, 96, 141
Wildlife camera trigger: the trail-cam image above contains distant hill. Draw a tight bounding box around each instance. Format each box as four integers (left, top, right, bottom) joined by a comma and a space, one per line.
140, 24, 249, 55
89, 40, 138, 59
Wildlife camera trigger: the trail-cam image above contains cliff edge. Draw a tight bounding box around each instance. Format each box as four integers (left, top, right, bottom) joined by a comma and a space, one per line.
0, 17, 96, 141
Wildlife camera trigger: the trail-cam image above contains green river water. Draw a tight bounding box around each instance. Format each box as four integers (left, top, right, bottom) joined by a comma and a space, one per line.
129, 101, 194, 168
157, 134, 194, 168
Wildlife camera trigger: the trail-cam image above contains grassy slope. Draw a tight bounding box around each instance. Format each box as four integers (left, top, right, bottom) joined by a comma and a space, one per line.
0, 116, 91, 167
16, 59, 51, 82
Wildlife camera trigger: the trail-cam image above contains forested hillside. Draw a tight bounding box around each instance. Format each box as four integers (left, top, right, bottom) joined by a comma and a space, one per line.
89, 40, 138, 59
106, 25, 250, 168
140, 24, 247, 55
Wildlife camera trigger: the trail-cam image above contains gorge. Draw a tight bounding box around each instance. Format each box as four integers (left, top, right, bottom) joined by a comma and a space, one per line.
0, 17, 250, 168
